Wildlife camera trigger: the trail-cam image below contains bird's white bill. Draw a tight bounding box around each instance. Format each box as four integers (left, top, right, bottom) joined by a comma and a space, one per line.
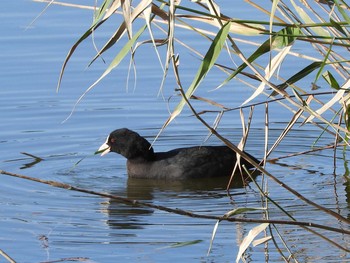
98, 137, 111, 156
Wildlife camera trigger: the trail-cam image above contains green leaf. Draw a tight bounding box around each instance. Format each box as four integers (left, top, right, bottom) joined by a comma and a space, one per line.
169, 239, 202, 248
218, 26, 301, 89
270, 27, 302, 49
290, 0, 330, 37
270, 61, 323, 96
224, 207, 266, 218
87, 25, 146, 91
334, 0, 350, 25
162, 21, 231, 128
93, 0, 114, 23
63, 25, 146, 122
345, 104, 350, 131
57, 22, 104, 92
57, 0, 121, 92
159, 239, 202, 250
322, 71, 340, 90
88, 0, 152, 67
314, 41, 333, 84
330, 18, 348, 36
286, 61, 323, 85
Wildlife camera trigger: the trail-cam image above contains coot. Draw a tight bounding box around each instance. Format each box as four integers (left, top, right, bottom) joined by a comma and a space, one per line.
98, 128, 258, 180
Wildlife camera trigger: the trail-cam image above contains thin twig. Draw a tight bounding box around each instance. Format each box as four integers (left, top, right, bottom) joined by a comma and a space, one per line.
197, 91, 345, 115
267, 143, 346, 162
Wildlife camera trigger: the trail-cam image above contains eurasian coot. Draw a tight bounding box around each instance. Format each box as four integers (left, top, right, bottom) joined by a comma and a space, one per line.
98, 128, 258, 180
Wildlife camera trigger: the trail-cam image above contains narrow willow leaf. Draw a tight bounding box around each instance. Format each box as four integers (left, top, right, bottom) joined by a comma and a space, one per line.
252, 236, 272, 247
224, 207, 265, 218
95, 147, 108, 155
121, 0, 132, 38
163, 0, 176, 94
103, 0, 121, 19
205, 111, 223, 141
285, 61, 323, 84
290, 0, 330, 37
270, 61, 323, 96
218, 26, 301, 89
209, 207, 265, 256
242, 45, 292, 105
183, 16, 265, 35
330, 18, 348, 36
291, 88, 306, 106
88, 26, 127, 68
305, 78, 350, 123
21, 152, 43, 161
270, 0, 279, 37
57, 0, 121, 91
269, 0, 279, 76
228, 22, 265, 36
314, 88, 350, 118
205, 0, 221, 17
126, 0, 152, 24
314, 41, 333, 83
26, 0, 54, 30
93, 0, 114, 23
167, 239, 202, 248
63, 26, 146, 122
143, 5, 165, 73
142, 2, 152, 24
345, 103, 350, 131
322, 70, 340, 90
267, 107, 304, 156
57, 21, 104, 92
270, 0, 279, 28
236, 223, 269, 263
270, 27, 302, 49
334, 0, 350, 24
207, 220, 220, 256
162, 21, 231, 129
343, 150, 350, 177
73, 157, 86, 167
90, 25, 145, 87
88, 0, 152, 66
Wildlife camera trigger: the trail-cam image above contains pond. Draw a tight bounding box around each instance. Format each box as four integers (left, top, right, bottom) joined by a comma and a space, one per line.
1, 1, 349, 262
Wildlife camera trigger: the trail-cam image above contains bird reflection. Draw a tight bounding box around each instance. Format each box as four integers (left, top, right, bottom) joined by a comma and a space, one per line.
103, 172, 258, 231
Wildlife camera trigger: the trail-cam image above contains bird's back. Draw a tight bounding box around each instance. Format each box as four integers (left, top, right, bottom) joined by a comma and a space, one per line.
127, 146, 257, 179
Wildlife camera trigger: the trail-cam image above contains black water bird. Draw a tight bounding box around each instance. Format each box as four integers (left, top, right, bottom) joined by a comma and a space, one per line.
98, 128, 259, 180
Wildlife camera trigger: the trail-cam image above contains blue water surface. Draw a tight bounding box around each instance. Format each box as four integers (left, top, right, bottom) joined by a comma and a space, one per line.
1, 1, 349, 262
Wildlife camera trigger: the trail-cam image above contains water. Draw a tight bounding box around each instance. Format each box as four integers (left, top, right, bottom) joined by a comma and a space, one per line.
1, 1, 350, 262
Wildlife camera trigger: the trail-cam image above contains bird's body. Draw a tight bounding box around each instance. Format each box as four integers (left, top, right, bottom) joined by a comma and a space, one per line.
98, 128, 258, 180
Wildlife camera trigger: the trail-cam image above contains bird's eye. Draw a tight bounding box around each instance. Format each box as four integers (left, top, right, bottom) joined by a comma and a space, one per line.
110, 138, 116, 143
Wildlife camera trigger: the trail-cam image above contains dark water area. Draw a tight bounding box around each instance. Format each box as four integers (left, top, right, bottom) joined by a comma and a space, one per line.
1, 1, 350, 262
